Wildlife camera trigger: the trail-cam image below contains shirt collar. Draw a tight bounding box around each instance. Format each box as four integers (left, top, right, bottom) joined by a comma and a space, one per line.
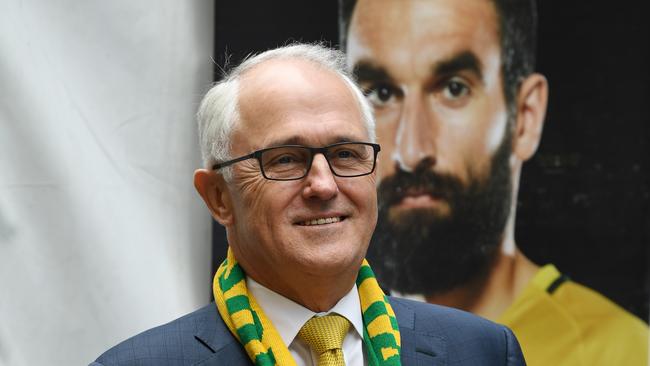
247, 277, 365, 347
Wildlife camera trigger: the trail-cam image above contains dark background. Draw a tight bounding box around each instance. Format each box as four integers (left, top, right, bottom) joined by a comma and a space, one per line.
211, 0, 649, 321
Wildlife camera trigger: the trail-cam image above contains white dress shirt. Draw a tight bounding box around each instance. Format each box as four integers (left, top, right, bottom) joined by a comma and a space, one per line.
247, 278, 367, 366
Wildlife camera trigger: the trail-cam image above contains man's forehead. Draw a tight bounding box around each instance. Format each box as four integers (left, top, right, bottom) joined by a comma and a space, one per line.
351, 0, 498, 28
348, 0, 500, 72
239, 58, 315, 93
232, 59, 368, 152
238, 58, 355, 105
240, 119, 369, 152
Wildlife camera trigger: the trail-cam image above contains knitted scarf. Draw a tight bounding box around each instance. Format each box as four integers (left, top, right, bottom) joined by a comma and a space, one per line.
213, 248, 401, 366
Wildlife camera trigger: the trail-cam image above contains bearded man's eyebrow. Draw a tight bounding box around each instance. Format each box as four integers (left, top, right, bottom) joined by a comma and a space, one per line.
433, 51, 484, 80
353, 61, 394, 83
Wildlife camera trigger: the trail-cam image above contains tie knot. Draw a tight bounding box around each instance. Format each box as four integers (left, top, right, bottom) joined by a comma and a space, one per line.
298, 314, 350, 355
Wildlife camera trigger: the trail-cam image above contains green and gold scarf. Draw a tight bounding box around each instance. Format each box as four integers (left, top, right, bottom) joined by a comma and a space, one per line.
213, 248, 401, 366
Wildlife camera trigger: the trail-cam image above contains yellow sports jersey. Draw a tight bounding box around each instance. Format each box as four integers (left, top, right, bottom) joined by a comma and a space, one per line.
498, 264, 648, 366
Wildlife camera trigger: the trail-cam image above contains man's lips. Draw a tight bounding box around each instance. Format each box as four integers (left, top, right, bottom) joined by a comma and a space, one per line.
295, 215, 347, 226
397, 194, 441, 209
392, 188, 445, 209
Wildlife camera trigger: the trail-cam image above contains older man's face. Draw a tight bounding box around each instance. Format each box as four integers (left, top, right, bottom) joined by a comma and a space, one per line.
346, 0, 514, 294
225, 59, 377, 286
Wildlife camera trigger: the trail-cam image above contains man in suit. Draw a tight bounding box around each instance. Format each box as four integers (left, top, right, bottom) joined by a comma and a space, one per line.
91, 43, 525, 365
341, 0, 648, 365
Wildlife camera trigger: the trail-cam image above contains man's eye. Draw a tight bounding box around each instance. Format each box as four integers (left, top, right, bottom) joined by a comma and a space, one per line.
364, 83, 400, 107
275, 155, 295, 164
336, 150, 353, 159
442, 79, 470, 100
265, 154, 298, 167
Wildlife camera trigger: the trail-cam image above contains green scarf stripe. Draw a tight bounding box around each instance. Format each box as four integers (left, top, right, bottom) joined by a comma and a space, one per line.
225, 294, 251, 314
364, 301, 389, 324
370, 332, 400, 348
366, 330, 400, 364
254, 349, 276, 366
251, 309, 264, 337
363, 326, 381, 366
390, 316, 399, 331
219, 264, 245, 292
383, 356, 402, 366
356, 265, 375, 286
238, 323, 262, 344
369, 334, 400, 366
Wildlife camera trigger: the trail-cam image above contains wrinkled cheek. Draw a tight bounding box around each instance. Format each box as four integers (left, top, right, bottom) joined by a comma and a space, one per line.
229, 178, 269, 228
236, 171, 266, 194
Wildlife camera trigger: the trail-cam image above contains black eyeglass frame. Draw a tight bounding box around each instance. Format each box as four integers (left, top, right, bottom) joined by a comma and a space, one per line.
212, 142, 381, 181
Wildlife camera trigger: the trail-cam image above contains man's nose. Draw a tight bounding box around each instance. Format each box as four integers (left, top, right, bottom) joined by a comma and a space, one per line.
393, 91, 437, 172
302, 154, 338, 200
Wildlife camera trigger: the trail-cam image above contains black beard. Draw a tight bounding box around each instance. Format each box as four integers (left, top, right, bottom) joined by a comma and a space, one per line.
369, 129, 513, 296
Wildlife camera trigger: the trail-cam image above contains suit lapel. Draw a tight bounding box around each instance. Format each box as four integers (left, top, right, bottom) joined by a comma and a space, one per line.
389, 297, 447, 365
193, 304, 252, 365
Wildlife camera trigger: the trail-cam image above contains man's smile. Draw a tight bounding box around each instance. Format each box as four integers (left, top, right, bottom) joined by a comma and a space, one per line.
295, 215, 348, 226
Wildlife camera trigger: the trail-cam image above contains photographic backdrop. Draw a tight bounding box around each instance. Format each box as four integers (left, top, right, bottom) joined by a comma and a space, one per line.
211, 0, 648, 322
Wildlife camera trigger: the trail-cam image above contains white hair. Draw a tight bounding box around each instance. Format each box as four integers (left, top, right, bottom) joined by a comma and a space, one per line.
196, 43, 376, 179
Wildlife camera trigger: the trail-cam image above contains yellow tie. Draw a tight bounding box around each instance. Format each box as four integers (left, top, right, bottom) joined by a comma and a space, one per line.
298, 314, 350, 366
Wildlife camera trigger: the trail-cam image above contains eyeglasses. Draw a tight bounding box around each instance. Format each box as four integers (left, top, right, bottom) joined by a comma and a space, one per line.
213, 142, 380, 181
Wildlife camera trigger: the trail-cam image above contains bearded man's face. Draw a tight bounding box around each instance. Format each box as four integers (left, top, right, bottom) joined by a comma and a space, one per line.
370, 129, 513, 295
346, 0, 514, 295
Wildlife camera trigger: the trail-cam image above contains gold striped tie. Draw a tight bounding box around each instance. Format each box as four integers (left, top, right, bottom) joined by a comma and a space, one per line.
298, 314, 350, 366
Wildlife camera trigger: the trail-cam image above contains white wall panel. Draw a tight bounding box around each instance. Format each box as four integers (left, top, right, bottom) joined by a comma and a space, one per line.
0, 1, 214, 364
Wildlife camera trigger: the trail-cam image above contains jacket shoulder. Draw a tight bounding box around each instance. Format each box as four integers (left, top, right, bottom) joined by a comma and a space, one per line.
389, 297, 526, 365
389, 296, 502, 331
92, 304, 218, 366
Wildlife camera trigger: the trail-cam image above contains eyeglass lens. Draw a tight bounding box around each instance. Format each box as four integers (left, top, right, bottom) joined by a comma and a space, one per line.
260, 143, 375, 180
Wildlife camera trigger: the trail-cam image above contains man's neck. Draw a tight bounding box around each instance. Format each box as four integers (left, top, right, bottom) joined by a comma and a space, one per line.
245, 265, 359, 313
425, 244, 539, 321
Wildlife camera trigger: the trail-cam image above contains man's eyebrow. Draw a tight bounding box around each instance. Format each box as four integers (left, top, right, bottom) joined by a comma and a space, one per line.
266, 136, 303, 147
264, 135, 359, 148
353, 52, 483, 85
352, 61, 393, 83
433, 51, 484, 80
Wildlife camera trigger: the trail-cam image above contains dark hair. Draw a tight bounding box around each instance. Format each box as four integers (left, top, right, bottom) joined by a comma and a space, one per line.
338, 0, 538, 110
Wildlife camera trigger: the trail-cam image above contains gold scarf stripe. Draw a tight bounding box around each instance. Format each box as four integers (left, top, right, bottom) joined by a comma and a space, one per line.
381, 347, 400, 360
367, 315, 399, 343
232, 309, 255, 326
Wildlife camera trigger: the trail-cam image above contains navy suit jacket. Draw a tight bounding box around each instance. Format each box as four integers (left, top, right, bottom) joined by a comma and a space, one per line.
91, 297, 525, 365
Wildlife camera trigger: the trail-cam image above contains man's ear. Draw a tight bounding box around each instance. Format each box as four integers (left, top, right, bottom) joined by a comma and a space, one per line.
193, 169, 234, 226
513, 73, 549, 161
